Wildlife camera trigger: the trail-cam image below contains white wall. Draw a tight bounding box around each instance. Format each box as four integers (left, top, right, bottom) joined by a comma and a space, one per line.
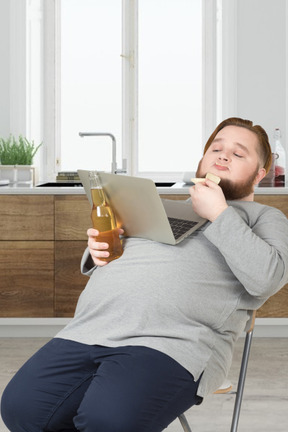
236, 0, 287, 148
0, 0, 10, 137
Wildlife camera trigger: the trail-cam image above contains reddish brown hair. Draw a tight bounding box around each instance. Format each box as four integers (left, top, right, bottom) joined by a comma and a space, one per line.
203, 117, 272, 174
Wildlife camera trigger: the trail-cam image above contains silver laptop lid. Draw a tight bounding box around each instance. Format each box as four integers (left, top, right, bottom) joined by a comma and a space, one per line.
78, 170, 206, 244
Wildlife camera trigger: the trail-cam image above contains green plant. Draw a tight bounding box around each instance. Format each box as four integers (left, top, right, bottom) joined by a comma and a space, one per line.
0, 135, 42, 165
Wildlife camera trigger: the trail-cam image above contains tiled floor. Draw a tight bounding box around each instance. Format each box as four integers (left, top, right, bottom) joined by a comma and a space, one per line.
0, 337, 287, 432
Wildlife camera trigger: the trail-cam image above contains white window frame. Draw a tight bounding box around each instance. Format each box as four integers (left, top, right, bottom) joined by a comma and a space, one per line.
9, 0, 45, 178
43, 0, 61, 181
42, 0, 219, 181
218, 0, 237, 122
9, 0, 28, 137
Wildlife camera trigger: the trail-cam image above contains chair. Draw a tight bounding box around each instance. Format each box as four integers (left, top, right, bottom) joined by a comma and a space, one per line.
178, 310, 256, 432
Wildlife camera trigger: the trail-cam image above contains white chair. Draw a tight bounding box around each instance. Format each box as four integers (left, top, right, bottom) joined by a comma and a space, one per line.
178, 310, 256, 432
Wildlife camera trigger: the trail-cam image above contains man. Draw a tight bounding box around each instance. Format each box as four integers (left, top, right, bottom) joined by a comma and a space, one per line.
2, 117, 288, 432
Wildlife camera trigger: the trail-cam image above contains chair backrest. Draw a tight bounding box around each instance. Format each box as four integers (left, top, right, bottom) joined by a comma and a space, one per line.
244, 310, 256, 333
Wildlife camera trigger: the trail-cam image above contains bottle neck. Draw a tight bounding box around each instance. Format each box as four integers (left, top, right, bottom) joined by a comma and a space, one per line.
89, 171, 102, 187
89, 172, 106, 205
91, 186, 106, 205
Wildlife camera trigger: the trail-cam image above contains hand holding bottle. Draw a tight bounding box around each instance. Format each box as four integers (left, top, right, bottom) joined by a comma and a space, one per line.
87, 227, 125, 266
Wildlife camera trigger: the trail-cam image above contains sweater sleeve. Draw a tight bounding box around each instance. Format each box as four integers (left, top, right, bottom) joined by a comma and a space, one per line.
80, 247, 97, 276
204, 204, 288, 299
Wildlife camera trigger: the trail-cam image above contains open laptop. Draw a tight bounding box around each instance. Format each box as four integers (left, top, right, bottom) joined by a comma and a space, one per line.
78, 170, 207, 245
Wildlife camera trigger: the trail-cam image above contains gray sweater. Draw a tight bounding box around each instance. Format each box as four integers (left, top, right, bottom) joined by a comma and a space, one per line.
56, 201, 288, 397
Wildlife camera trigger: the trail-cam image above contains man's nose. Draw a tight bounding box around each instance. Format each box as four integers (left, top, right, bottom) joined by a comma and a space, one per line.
218, 151, 230, 162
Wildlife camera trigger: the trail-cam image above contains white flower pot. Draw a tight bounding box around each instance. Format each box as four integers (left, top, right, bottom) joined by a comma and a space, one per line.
0, 165, 37, 186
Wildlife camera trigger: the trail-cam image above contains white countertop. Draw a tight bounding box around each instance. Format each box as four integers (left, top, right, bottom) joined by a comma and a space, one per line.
0, 182, 288, 195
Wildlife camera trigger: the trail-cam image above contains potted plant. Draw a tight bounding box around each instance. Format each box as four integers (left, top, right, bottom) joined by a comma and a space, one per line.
0, 135, 42, 185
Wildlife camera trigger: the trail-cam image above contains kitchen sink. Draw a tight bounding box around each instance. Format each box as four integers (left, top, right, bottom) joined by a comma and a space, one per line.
154, 182, 176, 187
36, 182, 83, 187
36, 181, 176, 188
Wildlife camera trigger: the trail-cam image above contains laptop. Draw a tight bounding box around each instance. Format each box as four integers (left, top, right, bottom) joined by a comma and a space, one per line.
78, 170, 207, 245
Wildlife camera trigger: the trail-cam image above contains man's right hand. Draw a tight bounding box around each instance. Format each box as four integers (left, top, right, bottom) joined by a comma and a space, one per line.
87, 228, 124, 266
189, 179, 228, 222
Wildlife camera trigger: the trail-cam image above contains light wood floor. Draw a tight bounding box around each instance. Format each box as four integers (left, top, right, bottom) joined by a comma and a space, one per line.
0, 337, 287, 432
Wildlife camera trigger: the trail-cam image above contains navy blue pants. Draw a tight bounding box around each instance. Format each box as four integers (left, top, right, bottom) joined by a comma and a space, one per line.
1, 338, 202, 432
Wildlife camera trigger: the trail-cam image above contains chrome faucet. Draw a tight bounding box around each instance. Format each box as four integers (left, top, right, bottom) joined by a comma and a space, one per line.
78, 132, 126, 174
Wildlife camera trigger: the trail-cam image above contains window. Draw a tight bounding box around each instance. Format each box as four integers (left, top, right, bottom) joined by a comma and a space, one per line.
138, 0, 202, 175
44, 0, 217, 181
60, 0, 122, 174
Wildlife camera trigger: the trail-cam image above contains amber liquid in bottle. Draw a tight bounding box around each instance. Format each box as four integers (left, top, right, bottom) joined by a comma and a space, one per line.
89, 172, 123, 262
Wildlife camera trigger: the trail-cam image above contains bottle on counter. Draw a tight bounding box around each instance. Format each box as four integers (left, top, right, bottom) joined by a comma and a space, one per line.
274, 128, 286, 187
89, 171, 123, 262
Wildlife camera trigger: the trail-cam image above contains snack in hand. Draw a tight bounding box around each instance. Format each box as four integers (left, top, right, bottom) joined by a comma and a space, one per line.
191, 172, 221, 185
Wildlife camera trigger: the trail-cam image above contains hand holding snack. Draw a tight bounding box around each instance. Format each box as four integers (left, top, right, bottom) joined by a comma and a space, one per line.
189, 173, 228, 222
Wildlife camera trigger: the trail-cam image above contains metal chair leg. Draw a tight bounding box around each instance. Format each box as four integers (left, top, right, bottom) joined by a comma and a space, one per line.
178, 413, 193, 432
178, 312, 256, 432
230, 328, 254, 432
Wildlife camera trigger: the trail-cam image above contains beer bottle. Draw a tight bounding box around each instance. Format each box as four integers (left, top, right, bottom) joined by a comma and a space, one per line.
89, 171, 123, 262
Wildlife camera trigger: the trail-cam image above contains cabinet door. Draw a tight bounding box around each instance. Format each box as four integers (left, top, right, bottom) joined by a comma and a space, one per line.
55, 241, 88, 317
0, 241, 54, 317
54, 196, 91, 316
55, 195, 91, 240
254, 195, 288, 317
0, 195, 54, 240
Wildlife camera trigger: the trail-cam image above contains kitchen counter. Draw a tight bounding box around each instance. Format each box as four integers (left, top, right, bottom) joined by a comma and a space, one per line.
1, 182, 288, 195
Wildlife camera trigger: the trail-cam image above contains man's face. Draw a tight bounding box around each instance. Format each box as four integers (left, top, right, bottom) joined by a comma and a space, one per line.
196, 125, 266, 200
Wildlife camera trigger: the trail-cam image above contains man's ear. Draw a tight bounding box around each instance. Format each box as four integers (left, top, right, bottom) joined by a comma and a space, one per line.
254, 167, 267, 185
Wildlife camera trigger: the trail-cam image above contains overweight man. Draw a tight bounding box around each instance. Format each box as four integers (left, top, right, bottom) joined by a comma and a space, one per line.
2, 117, 288, 432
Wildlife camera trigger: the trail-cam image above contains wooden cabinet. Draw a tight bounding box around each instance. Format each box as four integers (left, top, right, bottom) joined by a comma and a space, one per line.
0, 241, 54, 317
254, 195, 288, 318
0, 193, 287, 318
55, 195, 91, 240
0, 195, 54, 240
0, 196, 54, 317
55, 240, 88, 317
54, 196, 91, 316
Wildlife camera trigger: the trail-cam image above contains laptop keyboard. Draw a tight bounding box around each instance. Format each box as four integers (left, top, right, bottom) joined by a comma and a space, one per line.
168, 217, 198, 239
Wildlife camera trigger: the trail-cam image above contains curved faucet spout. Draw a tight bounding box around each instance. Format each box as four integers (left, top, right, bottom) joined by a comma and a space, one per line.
79, 132, 117, 174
